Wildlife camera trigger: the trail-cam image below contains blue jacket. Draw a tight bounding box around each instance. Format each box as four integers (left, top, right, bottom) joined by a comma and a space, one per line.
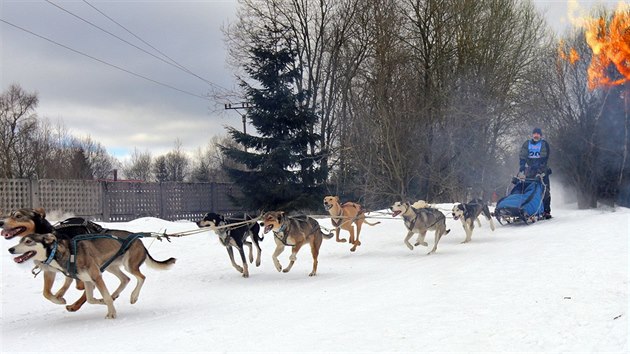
519, 139, 550, 174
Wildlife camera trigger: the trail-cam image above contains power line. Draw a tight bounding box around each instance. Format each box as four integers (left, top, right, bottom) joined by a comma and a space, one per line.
0, 18, 211, 101
45, 0, 229, 94
81, 0, 230, 93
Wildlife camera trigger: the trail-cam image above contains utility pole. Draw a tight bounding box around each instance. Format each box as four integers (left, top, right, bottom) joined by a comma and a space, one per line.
224, 102, 253, 134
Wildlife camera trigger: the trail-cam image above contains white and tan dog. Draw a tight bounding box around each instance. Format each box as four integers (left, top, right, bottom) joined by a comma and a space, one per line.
390, 201, 450, 254
262, 211, 333, 276
451, 198, 495, 243
8, 233, 176, 319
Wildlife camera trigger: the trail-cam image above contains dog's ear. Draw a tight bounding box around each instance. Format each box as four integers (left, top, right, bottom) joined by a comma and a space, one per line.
43, 233, 57, 245
334, 196, 340, 203
33, 208, 46, 219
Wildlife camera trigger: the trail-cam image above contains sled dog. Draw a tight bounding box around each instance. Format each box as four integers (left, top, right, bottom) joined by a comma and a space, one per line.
451, 198, 495, 243
1, 208, 121, 311
196, 212, 263, 277
261, 211, 333, 276
8, 232, 176, 319
390, 202, 450, 254
323, 196, 380, 252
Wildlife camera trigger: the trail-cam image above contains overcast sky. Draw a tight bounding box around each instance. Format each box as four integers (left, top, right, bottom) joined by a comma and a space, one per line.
0, 0, 622, 160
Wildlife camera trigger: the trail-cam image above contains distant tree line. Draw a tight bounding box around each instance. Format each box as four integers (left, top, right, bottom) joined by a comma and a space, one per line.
223, 0, 629, 210
2, 0, 628, 211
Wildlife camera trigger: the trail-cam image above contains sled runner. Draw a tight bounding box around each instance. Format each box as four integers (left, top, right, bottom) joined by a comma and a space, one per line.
494, 176, 546, 225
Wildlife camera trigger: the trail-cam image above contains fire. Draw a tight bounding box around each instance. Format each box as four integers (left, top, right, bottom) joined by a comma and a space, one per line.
558, 40, 580, 65
566, 1, 630, 90
584, 8, 630, 89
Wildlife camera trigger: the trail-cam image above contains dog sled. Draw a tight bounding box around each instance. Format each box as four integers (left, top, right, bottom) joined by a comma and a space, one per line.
494, 175, 546, 225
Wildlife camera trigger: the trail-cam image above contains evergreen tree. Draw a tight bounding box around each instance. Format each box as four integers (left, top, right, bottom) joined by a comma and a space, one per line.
153, 155, 168, 182
222, 26, 324, 212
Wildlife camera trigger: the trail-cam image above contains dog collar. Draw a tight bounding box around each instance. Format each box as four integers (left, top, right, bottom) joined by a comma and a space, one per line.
278, 222, 287, 234
32, 241, 59, 278
44, 241, 58, 266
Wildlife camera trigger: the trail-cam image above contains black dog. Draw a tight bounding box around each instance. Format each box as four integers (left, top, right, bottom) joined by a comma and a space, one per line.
196, 213, 263, 278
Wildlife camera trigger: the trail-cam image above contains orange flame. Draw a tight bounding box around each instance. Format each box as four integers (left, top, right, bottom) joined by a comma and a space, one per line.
558, 40, 580, 65
584, 9, 630, 90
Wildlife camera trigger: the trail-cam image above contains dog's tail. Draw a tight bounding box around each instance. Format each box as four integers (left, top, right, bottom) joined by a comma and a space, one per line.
321, 229, 334, 239
358, 211, 381, 226
445, 229, 451, 235
363, 219, 381, 226
145, 251, 176, 270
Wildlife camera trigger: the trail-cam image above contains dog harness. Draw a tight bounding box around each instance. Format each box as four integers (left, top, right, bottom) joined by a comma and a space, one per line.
274, 216, 321, 246
404, 204, 444, 230
63, 233, 149, 279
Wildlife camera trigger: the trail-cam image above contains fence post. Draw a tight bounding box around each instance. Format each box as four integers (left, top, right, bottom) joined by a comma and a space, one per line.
101, 181, 110, 222
159, 182, 165, 220
30, 179, 40, 208
211, 182, 216, 212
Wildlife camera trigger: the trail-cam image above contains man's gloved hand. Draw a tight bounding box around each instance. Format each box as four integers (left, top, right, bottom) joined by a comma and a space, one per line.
517, 171, 526, 180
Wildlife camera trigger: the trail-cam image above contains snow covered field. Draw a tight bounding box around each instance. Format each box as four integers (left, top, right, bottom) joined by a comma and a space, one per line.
1, 203, 628, 353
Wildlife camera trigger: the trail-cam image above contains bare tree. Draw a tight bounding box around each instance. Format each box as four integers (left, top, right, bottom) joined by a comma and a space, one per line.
123, 148, 153, 181
76, 135, 117, 179
153, 139, 190, 182
0, 84, 39, 178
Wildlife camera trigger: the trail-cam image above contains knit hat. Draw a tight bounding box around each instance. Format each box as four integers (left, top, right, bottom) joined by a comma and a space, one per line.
532, 127, 542, 135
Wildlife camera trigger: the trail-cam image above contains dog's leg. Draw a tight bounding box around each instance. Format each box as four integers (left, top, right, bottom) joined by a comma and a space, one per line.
237, 246, 249, 278
66, 293, 87, 312
354, 219, 363, 249
282, 243, 304, 274
428, 230, 442, 255
461, 220, 472, 243
334, 226, 346, 243
128, 270, 146, 305
476, 217, 482, 227
106, 267, 130, 300
253, 238, 262, 267
348, 224, 355, 245
309, 236, 323, 276
92, 275, 117, 319
52, 276, 74, 302
272, 241, 285, 272
487, 216, 496, 231
414, 231, 428, 247
84, 281, 105, 305
404, 231, 416, 250
226, 246, 244, 274
244, 240, 254, 263
42, 271, 66, 305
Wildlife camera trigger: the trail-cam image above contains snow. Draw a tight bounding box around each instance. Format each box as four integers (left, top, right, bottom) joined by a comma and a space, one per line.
1, 203, 628, 353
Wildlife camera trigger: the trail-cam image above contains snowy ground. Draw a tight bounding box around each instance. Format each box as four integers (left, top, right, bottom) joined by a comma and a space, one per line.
1, 203, 628, 353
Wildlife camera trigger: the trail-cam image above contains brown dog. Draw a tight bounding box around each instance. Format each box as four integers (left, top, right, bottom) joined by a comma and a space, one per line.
1, 208, 131, 312
9, 232, 176, 319
261, 211, 333, 276
323, 196, 380, 252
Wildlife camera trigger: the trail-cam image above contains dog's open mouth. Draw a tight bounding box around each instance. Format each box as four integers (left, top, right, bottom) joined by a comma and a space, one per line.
13, 251, 36, 264
452, 215, 460, 220
391, 210, 401, 217
2, 227, 27, 240
263, 224, 274, 234
323, 203, 332, 211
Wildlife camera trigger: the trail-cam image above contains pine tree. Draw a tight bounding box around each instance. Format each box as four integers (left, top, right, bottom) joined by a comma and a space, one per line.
222, 26, 324, 212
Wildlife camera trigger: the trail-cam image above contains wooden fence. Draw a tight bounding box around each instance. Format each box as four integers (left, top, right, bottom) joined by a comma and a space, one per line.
0, 179, 245, 222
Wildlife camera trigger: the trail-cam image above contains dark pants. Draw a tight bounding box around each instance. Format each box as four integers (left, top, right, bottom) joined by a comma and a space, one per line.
543, 174, 551, 213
